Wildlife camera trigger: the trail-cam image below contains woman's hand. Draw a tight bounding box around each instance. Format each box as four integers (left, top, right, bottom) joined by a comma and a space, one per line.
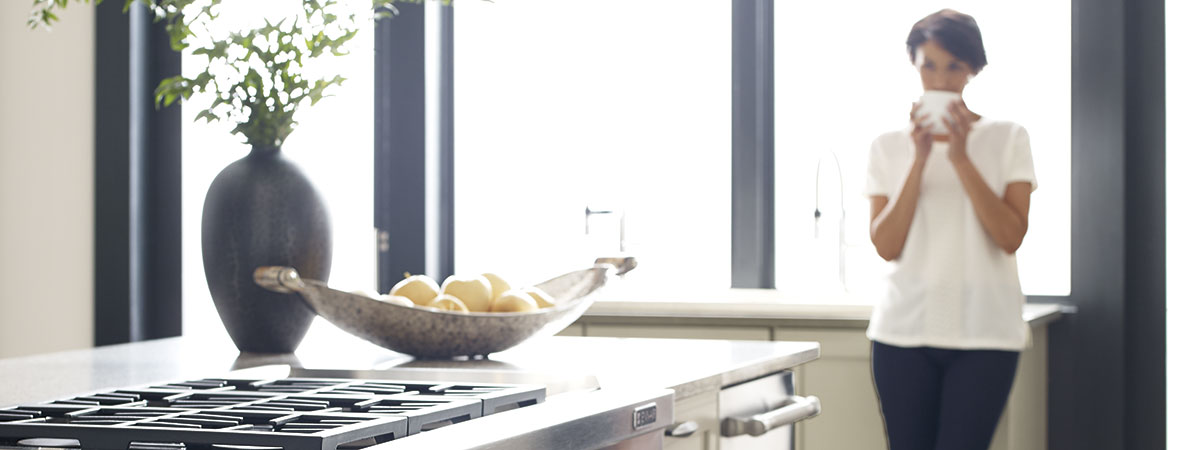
943, 100, 974, 165
910, 102, 933, 162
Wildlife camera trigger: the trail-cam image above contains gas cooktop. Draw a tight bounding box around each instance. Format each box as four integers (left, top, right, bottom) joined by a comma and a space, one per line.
0, 376, 545, 450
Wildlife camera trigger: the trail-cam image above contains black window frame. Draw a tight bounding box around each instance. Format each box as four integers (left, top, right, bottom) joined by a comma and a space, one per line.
374, 1, 455, 293
94, 1, 182, 346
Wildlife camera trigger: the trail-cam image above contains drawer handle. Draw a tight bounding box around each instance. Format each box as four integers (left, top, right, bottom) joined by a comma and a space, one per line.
665, 421, 699, 438
720, 395, 821, 438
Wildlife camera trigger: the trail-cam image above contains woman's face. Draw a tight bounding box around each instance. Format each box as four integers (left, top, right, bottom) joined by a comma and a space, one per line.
914, 40, 974, 93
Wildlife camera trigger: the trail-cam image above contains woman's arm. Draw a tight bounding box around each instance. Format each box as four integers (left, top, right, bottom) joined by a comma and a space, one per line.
951, 162, 1032, 253
943, 102, 1032, 253
870, 156, 928, 261
870, 107, 935, 261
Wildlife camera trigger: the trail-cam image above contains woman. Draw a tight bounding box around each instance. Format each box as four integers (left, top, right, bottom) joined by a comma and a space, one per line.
865, 9, 1036, 450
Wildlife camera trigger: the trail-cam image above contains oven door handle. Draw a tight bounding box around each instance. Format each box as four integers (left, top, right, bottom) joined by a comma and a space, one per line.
720, 395, 821, 438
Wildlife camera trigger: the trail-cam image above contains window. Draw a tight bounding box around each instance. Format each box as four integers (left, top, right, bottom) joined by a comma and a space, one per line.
773, 1, 1071, 297
1166, 0, 1198, 445
180, 0, 376, 338
454, 1, 731, 289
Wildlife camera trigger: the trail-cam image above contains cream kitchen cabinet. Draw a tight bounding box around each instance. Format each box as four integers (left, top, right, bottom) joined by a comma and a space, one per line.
773, 328, 886, 450
663, 390, 720, 450
774, 326, 1048, 450
582, 324, 771, 341
556, 323, 585, 336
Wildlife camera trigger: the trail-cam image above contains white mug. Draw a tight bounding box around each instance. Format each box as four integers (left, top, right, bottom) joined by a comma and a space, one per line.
915, 90, 961, 135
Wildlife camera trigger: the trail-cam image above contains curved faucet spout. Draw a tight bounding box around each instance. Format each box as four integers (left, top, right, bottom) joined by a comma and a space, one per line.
813, 152, 848, 292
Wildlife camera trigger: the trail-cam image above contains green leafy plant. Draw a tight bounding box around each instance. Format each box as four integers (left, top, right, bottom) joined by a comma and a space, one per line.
29, 0, 431, 149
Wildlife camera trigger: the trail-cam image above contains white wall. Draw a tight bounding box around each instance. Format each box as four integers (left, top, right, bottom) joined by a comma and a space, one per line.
0, 2, 94, 358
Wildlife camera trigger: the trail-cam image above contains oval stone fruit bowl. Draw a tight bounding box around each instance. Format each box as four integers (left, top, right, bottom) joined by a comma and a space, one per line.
253, 257, 636, 359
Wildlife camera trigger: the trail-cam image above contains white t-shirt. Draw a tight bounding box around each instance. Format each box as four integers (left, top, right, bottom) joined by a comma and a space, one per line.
863, 117, 1037, 351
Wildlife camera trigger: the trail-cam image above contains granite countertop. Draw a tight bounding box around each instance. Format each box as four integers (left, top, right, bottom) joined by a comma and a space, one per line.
0, 333, 819, 407
584, 286, 1066, 328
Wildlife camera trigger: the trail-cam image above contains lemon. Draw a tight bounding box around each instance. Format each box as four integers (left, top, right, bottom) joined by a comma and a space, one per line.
390, 275, 440, 306
525, 286, 557, 309
430, 294, 469, 312
379, 295, 415, 307
490, 290, 539, 313
481, 273, 511, 301
442, 275, 492, 312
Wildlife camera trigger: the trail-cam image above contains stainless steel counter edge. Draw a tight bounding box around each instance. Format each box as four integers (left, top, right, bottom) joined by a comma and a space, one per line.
667, 344, 820, 400
371, 388, 675, 449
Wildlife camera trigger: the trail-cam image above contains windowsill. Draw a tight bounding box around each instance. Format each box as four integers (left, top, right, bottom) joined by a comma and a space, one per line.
586, 284, 1065, 328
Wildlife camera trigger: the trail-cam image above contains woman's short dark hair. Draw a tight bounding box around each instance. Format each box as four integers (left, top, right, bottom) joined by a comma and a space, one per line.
906, 9, 987, 73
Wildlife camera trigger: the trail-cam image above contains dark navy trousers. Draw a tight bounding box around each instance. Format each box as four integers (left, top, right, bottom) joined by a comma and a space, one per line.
871, 341, 1020, 450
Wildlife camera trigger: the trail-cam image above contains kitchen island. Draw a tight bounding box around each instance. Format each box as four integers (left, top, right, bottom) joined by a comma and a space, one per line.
0, 334, 819, 449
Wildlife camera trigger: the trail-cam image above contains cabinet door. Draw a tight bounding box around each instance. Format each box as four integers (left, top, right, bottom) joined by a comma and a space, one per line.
775, 329, 887, 450
776, 327, 1047, 450
990, 325, 1048, 450
556, 323, 585, 336
664, 392, 719, 450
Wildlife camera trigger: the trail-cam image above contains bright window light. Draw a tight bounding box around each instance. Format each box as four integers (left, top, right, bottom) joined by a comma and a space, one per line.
1166, 0, 1199, 446
454, 0, 732, 289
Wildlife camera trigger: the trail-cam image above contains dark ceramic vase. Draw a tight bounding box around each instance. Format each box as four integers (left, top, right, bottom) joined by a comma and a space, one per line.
201, 146, 332, 353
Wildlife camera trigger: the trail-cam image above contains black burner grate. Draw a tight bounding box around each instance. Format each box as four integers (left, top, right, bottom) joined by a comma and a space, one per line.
0, 377, 545, 450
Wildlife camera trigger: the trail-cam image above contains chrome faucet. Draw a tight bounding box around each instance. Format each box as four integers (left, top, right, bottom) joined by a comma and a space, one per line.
813, 152, 848, 292
585, 205, 626, 253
